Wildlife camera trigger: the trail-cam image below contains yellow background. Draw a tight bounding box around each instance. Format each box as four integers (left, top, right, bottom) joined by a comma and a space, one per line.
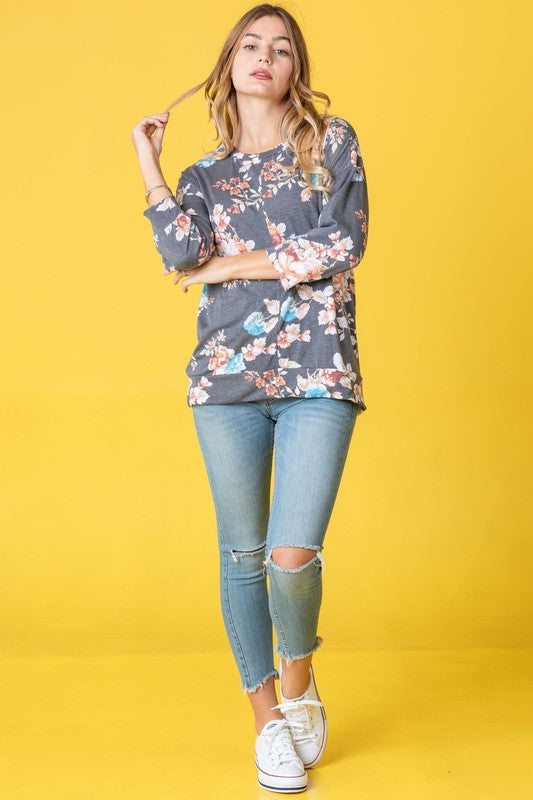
1, 0, 532, 797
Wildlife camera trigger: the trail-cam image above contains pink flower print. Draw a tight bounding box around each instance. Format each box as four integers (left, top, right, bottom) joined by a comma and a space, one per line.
212, 204, 231, 232
349, 137, 359, 168
295, 367, 349, 398
274, 239, 326, 283
327, 232, 354, 261
172, 213, 192, 240
189, 376, 212, 405
316, 368, 342, 386
276, 323, 310, 350
267, 221, 287, 247
264, 369, 287, 395
243, 369, 291, 398
309, 285, 333, 306
333, 352, 359, 389
213, 176, 250, 196
208, 345, 235, 373
353, 209, 368, 251
353, 384, 365, 404
241, 338, 277, 362
231, 177, 250, 195
317, 303, 337, 334
221, 237, 256, 257
331, 269, 353, 297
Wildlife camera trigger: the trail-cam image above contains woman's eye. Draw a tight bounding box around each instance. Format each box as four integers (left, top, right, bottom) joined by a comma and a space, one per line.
243, 44, 290, 56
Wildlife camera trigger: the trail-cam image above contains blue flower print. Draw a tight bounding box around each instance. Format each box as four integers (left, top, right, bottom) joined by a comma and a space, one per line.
224, 353, 246, 373
243, 311, 267, 335
196, 145, 225, 169
280, 297, 298, 322
198, 283, 208, 306
305, 382, 330, 398
197, 156, 219, 168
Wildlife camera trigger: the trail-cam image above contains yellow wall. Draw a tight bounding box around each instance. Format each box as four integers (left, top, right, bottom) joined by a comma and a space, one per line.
1, 0, 531, 655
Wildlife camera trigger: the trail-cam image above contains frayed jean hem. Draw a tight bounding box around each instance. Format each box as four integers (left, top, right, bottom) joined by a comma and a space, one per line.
242, 668, 280, 694
275, 634, 324, 665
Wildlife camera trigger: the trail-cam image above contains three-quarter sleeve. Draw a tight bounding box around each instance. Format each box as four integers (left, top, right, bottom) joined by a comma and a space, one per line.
265, 120, 369, 291
142, 169, 216, 272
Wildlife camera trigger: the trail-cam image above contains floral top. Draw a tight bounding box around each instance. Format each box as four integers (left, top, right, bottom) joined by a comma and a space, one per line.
142, 114, 369, 410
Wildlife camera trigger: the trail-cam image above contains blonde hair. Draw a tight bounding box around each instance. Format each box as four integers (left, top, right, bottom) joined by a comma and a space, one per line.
164, 3, 336, 195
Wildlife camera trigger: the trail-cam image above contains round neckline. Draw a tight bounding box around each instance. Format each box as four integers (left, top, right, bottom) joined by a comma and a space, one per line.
230, 140, 286, 158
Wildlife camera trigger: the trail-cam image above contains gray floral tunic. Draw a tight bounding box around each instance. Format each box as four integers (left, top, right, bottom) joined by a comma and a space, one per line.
142, 114, 369, 410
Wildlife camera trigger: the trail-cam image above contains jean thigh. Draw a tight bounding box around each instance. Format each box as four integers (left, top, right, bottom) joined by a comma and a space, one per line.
192, 403, 274, 550
266, 398, 357, 553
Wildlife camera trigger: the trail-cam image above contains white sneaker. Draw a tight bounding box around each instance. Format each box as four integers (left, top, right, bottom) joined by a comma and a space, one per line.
272, 660, 328, 768
255, 718, 308, 793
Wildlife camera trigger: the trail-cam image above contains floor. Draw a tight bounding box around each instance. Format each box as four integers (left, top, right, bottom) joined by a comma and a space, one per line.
1, 647, 531, 798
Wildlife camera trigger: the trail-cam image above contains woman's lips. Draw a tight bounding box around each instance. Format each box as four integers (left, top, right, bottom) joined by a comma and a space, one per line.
251, 72, 272, 80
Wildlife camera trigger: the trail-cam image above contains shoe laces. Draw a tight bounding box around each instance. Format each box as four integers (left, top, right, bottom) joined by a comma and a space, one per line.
271, 697, 324, 744
263, 720, 303, 769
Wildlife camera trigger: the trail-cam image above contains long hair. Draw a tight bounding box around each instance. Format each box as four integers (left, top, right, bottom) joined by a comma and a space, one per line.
163, 3, 336, 195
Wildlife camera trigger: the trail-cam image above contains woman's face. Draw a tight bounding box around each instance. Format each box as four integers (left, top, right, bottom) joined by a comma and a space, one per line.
231, 15, 294, 103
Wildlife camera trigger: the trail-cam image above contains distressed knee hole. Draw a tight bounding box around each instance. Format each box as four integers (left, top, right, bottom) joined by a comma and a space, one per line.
230, 541, 266, 563
263, 546, 325, 575
272, 546, 317, 569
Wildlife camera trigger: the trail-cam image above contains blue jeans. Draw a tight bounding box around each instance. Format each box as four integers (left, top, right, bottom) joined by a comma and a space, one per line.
192, 397, 360, 693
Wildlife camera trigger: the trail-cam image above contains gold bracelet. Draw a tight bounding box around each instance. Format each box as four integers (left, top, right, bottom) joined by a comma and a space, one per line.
145, 184, 171, 202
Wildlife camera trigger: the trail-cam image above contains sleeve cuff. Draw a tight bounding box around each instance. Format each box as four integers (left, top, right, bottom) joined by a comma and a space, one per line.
142, 194, 178, 219
265, 245, 299, 291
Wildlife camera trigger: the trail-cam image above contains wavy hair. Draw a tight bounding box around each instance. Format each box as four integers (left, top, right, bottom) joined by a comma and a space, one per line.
163, 3, 336, 195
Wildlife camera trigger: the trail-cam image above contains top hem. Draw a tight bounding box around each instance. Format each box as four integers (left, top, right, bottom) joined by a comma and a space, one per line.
184, 366, 367, 410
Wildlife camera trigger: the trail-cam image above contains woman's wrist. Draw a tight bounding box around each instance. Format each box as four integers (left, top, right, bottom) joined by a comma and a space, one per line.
139, 153, 173, 206
145, 184, 173, 206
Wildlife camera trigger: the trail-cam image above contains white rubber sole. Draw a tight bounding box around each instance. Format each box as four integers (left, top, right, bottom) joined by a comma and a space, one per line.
255, 759, 308, 793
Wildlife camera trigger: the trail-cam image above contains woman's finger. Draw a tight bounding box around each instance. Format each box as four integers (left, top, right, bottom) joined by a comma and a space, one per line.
172, 271, 189, 286
138, 116, 169, 135
144, 113, 169, 122
141, 119, 165, 131
143, 114, 169, 128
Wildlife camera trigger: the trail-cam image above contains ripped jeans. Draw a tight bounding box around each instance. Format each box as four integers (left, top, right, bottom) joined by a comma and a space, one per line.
191, 396, 360, 693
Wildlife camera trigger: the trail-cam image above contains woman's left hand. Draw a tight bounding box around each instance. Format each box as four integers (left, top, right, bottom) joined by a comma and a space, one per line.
163, 255, 231, 292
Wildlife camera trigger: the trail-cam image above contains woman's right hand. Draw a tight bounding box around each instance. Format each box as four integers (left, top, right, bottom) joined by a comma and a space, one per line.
131, 111, 170, 161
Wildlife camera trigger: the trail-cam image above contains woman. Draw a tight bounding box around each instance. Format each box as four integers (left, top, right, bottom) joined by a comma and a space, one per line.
131, 3, 369, 793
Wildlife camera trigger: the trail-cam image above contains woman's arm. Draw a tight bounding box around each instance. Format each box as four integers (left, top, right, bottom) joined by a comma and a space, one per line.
174, 248, 278, 292
263, 120, 369, 291
132, 110, 216, 273
142, 169, 216, 272
139, 151, 174, 207
223, 250, 279, 280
